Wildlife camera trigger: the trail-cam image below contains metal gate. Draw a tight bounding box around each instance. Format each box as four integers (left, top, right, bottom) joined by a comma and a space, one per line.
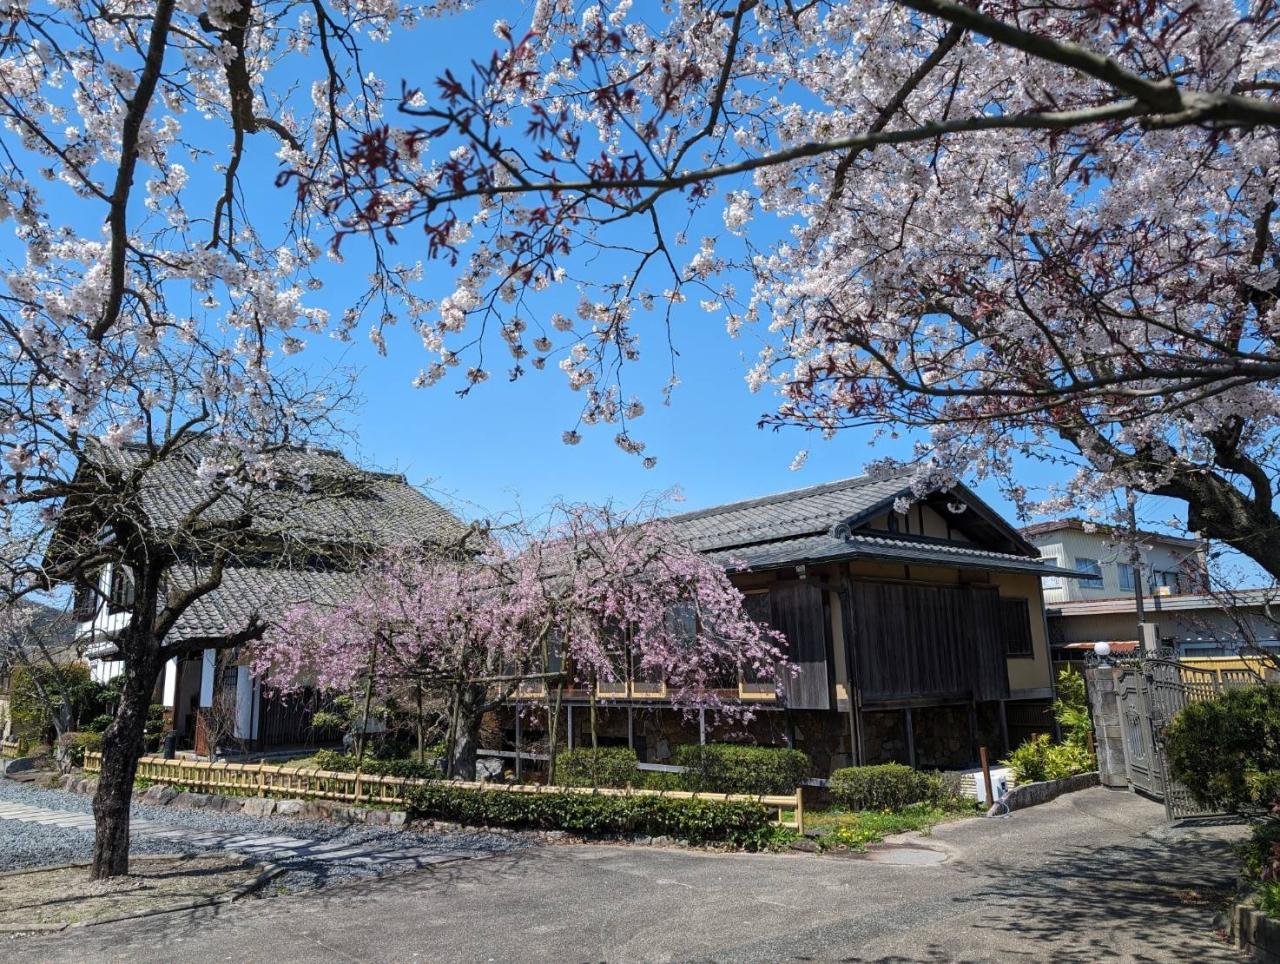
1090, 651, 1263, 821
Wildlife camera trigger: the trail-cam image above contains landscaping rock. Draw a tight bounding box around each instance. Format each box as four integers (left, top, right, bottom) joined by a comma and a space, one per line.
173, 792, 213, 810
364, 809, 390, 826
210, 795, 245, 813
142, 784, 179, 806
789, 838, 821, 853
274, 799, 306, 817
388, 811, 407, 829
650, 835, 671, 847
633, 835, 653, 846
240, 797, 276, 819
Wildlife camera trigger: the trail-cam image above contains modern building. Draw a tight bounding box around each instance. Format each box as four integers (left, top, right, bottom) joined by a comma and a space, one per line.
502, 474, 1089, 774
1019, 519, 1276, 660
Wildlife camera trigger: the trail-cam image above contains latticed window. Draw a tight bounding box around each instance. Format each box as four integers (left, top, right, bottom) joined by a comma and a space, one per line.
107, 566, 135, 615
999, 597, 1034, 658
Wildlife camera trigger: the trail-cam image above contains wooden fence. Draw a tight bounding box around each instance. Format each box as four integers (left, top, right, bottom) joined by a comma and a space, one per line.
83, 753, 802, 831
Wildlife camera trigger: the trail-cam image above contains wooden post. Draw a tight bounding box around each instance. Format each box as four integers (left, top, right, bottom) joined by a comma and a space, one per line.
979, 745, 995, 808
904, 707, 916, 768
514, 701, 523, 784
794, 787, 805, 835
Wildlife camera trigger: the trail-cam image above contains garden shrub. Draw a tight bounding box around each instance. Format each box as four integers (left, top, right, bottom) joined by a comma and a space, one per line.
672, 744, 810, 795
1165, 684, 1280, 813
309, 749, 441, 780
57, 730, 103, 768
1003, 734, 1095, 783
405, 782, 776, 848
828, 763, 947, 811
85, 714, 114, 734
9, 662, 99, 742
1001, 665, 1096, 784
556, 747, 640, 788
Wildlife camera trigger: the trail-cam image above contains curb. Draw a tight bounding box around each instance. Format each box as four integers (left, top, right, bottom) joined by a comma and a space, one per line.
1229, 900, 1280, 961
987, 772, 1100, 816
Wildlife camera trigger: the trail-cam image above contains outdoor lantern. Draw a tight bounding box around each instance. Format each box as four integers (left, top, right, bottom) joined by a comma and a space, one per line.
1093, 641, 1111, 658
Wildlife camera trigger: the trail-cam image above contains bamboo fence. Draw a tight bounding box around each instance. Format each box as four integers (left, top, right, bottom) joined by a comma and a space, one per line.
83, 753, 802, 831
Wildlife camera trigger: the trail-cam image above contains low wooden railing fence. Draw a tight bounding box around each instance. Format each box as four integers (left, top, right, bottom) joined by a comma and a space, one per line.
83, 753, 803, 831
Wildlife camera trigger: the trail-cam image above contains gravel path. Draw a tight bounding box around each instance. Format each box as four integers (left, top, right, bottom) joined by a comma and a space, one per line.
0, 777, 528, 890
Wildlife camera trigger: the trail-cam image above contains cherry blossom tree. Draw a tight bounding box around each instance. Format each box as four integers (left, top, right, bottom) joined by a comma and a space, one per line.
254, 501, 787, 781
0, 0, 463, 878
318, 0, 1280, 575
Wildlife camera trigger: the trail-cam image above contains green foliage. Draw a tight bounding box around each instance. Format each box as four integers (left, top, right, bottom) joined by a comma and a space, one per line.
556, 747, 641, 788
813, 803, 953, 851
828, 763, 950, 811
85, 714, 114, 734
9, 662, 99, 741
1001, 665, 1096, 784
1258, 882, 1280, 919
57, 730, 103, 768
405, 783, 775, 848
308, 749, 441, 780
672, 744, 811, 795
1165, 684, 1280, 812
1003, 734, 1095, 783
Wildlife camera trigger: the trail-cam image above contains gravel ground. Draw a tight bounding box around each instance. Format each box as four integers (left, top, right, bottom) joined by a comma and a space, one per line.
0, 777, 528, 890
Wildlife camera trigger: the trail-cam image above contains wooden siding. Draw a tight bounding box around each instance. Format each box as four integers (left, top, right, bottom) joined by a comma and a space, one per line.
843, 579, 1011, 704
767, 581, 831, 710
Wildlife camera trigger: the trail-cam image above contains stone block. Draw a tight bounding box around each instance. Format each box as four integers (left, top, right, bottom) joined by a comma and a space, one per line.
241, 797, 277, 819
789, 838, 820, 853
211, 794, 245, 812
388, 810, 408, 829
142, 784, 179, 806
274, 799, 306, 817
364, 809, 390, 826
173, 792, 212, 809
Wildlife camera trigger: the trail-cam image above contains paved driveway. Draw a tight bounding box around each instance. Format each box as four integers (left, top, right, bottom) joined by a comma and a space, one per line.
6, 788, 1245, 963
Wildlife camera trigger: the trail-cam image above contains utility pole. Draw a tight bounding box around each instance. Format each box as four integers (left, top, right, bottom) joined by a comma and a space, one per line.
1127, 488, 1146, 626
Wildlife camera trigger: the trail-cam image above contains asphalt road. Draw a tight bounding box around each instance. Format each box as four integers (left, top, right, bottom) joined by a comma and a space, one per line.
5, 787, 1246, 962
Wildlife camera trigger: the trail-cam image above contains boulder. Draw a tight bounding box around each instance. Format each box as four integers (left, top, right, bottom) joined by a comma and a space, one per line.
241, 797, 277, 819
142, 784, 179, 806
388, 810, 408, 829
364, 809, 390, 826
788, 838, 820, 853
274, 799, 306, 817
173, 792, 212, 809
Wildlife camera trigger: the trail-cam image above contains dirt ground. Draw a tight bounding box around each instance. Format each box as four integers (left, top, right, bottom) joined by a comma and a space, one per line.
0, 855, 265, 930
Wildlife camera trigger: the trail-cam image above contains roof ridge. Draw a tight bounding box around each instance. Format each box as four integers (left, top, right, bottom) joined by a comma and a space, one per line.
666, 470, 913, 524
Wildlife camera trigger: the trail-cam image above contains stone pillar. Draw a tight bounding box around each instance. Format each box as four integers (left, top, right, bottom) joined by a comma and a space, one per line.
1085, 665, 1127, 788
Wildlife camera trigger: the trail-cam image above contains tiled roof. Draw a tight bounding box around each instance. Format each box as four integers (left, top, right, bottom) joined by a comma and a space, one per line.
167, 566, 362, 642
83, 440, 469, 551
667, 473, 916, 552
703, 531, 1087, 576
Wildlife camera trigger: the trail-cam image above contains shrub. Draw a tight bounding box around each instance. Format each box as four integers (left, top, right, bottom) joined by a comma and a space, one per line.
57, 730, 103, 768
1165, 684, 1280, 813
308, 749, 442, 780
1003, 734, 1095, 784
829, 763, 948, 811
556, 747, 640, 788
672, 744, 810, 795
405, 782, 777, 848
86, 714, 114, 734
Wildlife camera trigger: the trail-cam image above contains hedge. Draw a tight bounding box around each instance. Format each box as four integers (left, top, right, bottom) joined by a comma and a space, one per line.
828, 763, 948, 811
310, 749, 440, 780
405, 783, 777, 848
1165, 684, 1280, 812
556, 747, 641, 788
672, 744, 811, 795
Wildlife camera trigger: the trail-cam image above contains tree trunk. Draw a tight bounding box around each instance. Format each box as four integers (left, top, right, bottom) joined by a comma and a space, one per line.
449, 684, 485, 781
415, 683, 425, 765
91, 643, 161, 880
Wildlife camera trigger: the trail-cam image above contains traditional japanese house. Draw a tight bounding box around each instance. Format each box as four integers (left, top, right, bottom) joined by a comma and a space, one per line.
521, 473, 1087, 773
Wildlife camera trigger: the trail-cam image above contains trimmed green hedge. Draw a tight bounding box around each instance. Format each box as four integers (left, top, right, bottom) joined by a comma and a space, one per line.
556, 747, 641, 788
310, 750, 440, 780
405, 782, 778, 848
1165, 684, 1280, 812
672, 744, 810, 795
828, 763, 947, 811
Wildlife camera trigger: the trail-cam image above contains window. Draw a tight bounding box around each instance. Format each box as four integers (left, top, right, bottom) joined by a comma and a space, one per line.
73, 580, 99, 622
740, 591, 776, 695
107, 566, 135, 614
999, 598, 1035, 658
1117, 562, 1135, 591
1039, 554, 1064, 590
1074, 558, 1102, 585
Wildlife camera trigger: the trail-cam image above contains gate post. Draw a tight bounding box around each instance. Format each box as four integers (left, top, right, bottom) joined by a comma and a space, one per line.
1085, 665, 1127, 788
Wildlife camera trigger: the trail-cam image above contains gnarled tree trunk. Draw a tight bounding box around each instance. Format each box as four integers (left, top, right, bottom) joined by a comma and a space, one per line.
90, 635, 162, 880
449, 683, 486, 781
